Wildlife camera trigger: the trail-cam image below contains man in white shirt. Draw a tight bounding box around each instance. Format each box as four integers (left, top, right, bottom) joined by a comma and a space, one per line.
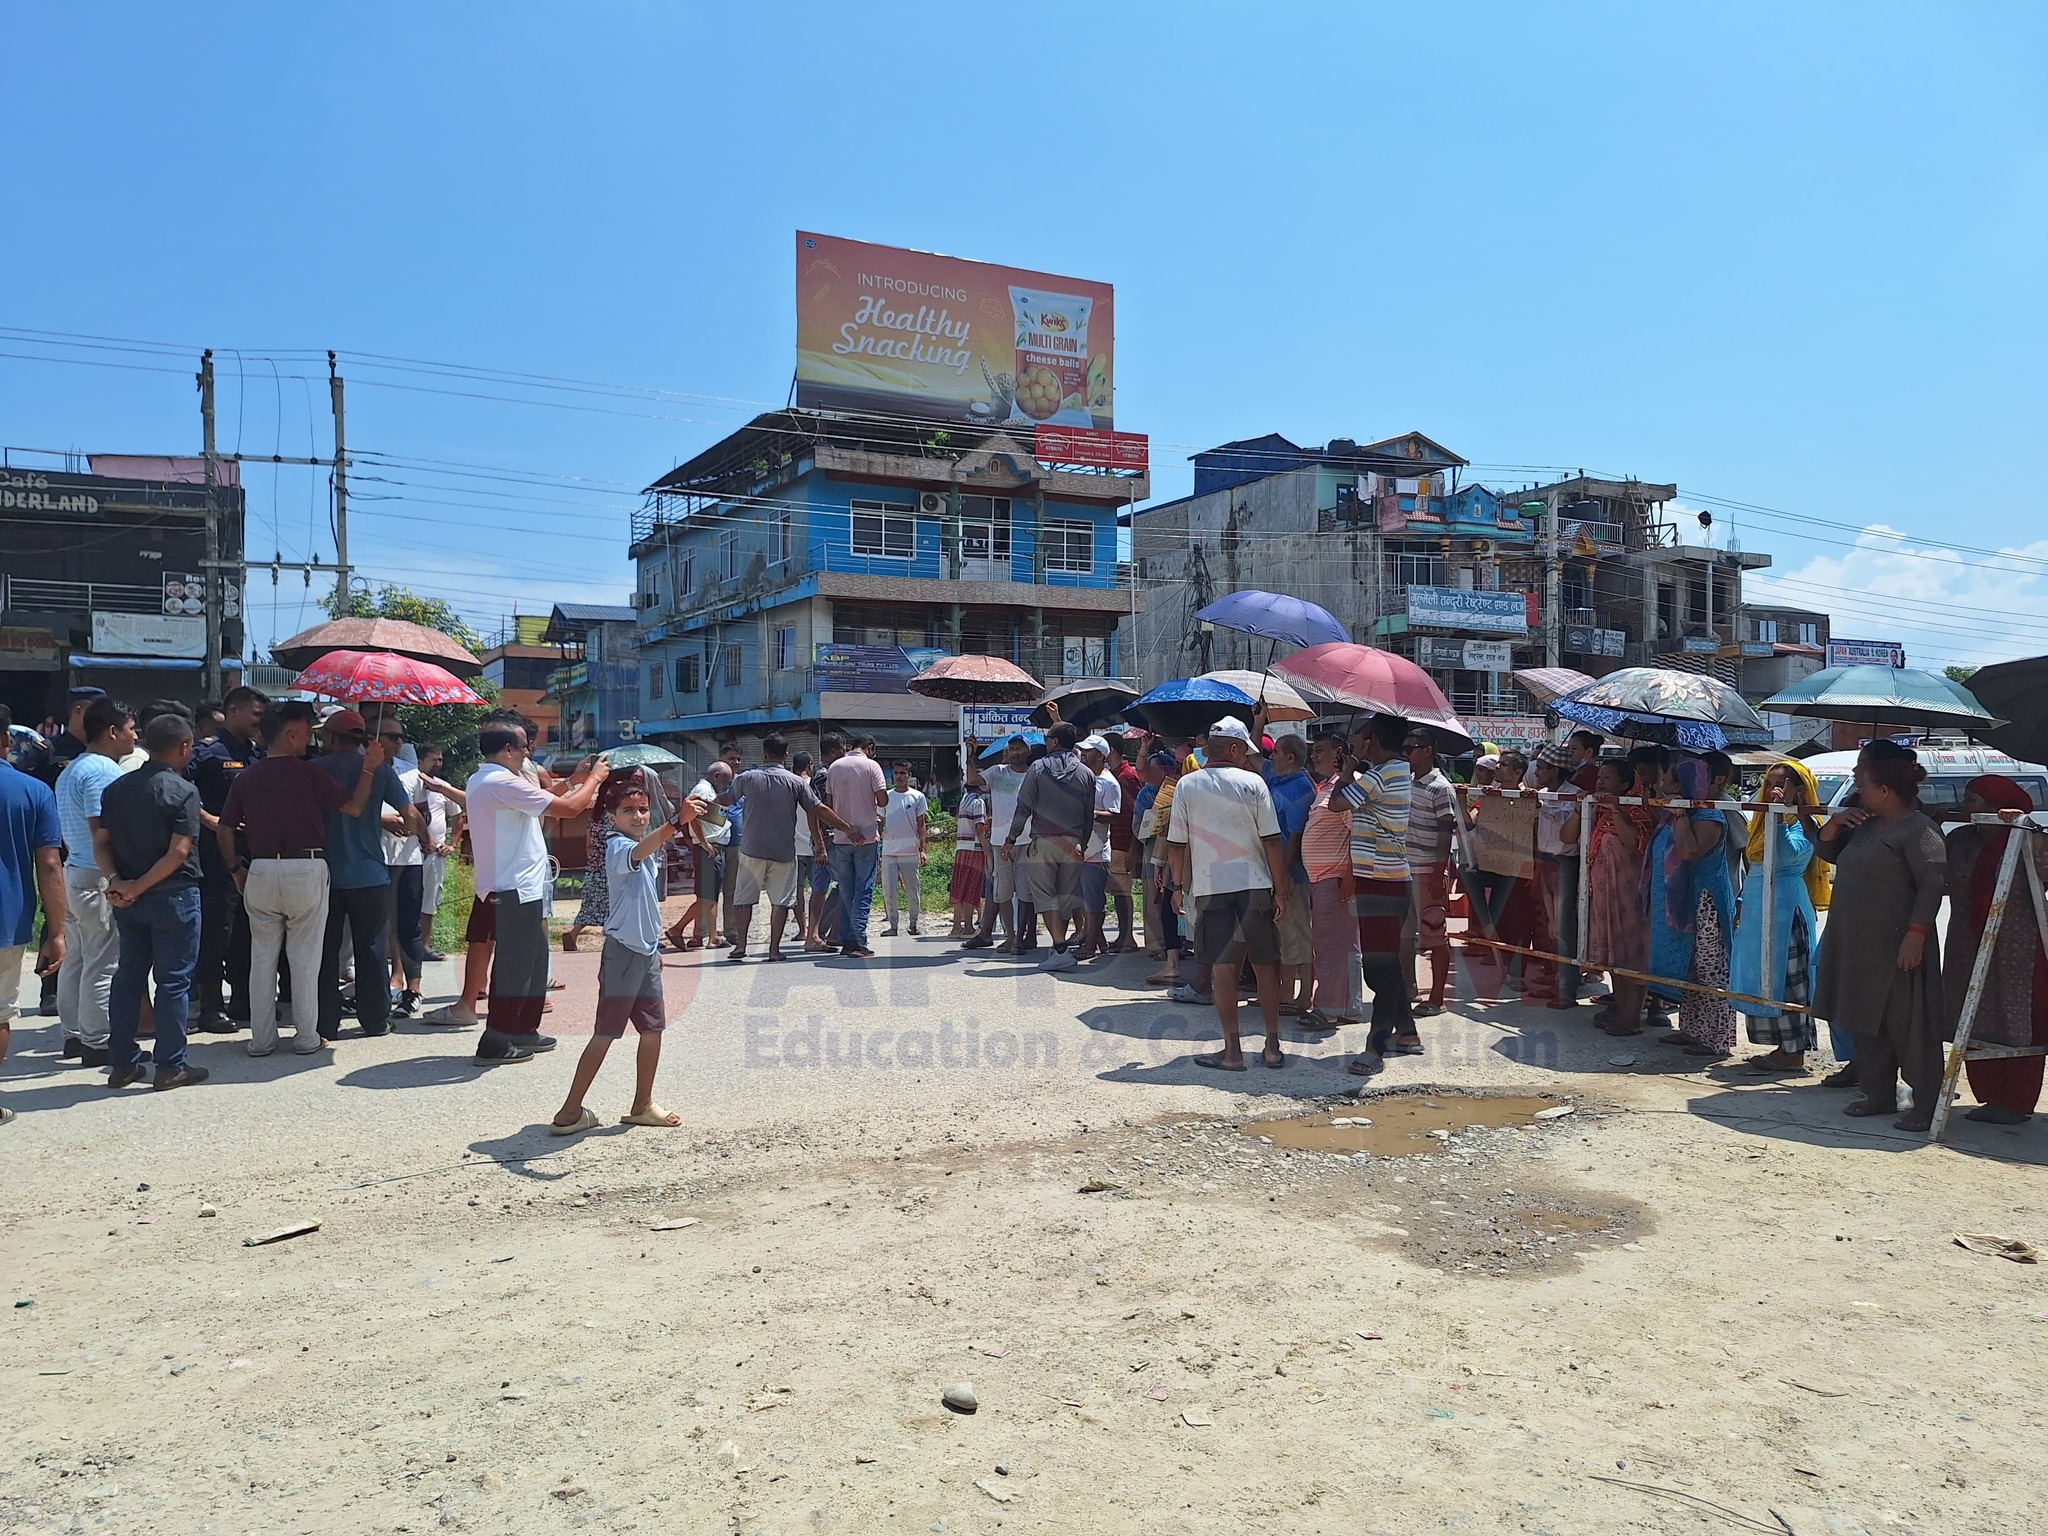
1165, 718, 1291, 1071
415, 745, 454, 961
377, 724, 429, 1017
960, 735, 1036, 953
1074, 735, 1120, 961
879, 762, 929, 937
467, 720, 608, 1064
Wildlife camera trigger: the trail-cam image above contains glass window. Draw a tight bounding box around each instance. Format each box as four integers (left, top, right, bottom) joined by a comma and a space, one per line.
648, 662, 663, 699
1043, 519, 1095, 574
774, 512, 793, 563
1754, 618, 1778, 643
673, 656, 700, 694
675, 552, 694, 598
774, 625, 796, 671
721, 643, 742, 687
850, 499, 916, 559
720, 530, 741, 581
1797, 622, 1819, 646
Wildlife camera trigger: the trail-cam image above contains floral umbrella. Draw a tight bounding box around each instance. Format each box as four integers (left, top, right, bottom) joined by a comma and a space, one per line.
1560, 667, 1766, 729
905, 654, 1043, 704
291, 649, 487, 707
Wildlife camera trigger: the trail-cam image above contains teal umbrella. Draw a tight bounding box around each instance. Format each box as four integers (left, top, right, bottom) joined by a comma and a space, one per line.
1759, 666, 2005, 731
601, 742, 687, 770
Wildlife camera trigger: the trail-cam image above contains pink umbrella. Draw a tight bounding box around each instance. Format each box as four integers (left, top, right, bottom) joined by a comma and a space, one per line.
1274, 642, 1472, 750
291, 649, 488, 707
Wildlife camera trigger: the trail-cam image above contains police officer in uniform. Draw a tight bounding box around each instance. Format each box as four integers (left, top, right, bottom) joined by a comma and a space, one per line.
187, 686, 267, 1033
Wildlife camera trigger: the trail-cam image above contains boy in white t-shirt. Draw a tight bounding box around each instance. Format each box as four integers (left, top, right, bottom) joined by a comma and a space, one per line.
879, 762, 929, 936
1075, 735, 1121, 960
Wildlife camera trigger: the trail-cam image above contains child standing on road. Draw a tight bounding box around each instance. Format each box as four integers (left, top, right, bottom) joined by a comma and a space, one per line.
552, 785, 681, 1134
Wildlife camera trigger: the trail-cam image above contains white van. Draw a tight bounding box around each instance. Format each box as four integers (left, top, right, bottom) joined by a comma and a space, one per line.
1806, 743, 2048, 814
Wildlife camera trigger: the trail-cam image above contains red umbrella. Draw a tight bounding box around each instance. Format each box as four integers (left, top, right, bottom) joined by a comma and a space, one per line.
1274, 642, 1471, 749
906, 654, 1043, 704
292, 649, 488, 707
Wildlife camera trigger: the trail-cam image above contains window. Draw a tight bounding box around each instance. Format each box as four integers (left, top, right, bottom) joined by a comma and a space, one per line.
1042, 519, 1095, 574
1797, 621, 1819, 646
673, 655, 700, 694
1383, 546, 1447, 589
674, 552, 694, 600
720, 530, 741, 581
721, 643, 742, 687
850, 499, 916, 559
1754, 618, 1778, 644
648, 662, 664, 699
774, 625, 796, 671
1685, 578, 1708, 627
774, 511, 793, 564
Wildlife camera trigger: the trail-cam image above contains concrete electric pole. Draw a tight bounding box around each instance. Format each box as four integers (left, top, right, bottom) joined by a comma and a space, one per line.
328, 351, 351, 614
198, 350, 223, 698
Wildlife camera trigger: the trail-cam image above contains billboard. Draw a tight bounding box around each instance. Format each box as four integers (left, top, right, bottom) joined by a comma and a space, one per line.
1406, 586, 1528, 636
1826, 638, 1905, 669
796, 233, 1114, 430
812, 641, 948, 694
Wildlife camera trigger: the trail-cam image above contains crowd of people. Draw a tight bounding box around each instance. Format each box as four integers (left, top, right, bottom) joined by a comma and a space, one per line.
5, 685, 2045, 1135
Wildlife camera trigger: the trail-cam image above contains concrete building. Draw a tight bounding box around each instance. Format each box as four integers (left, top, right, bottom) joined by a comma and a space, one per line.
1124, 436, 1773, 747
539, 602, 638, 753
480, 616, 563, 752
629, 411, 1146, 786
0, 452, 247, 721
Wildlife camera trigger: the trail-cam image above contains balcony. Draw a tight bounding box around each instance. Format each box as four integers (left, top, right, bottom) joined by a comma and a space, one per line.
3, 576, 165, 616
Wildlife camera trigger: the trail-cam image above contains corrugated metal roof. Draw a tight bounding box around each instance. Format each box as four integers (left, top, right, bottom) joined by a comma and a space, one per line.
548, 603, 636, 624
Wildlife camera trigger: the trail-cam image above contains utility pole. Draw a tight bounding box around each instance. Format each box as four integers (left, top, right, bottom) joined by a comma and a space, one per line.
197, 350, 223, 697
1543, 486, 1562, 669
328, 351, 351, 614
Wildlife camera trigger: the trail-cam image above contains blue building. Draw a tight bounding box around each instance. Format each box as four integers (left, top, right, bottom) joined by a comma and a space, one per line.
539, 602, 639, 754
628, 411, 1147, 784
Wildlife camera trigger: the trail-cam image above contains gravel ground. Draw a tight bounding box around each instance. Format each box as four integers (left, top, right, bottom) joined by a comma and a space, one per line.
4, 920, 2045, 1535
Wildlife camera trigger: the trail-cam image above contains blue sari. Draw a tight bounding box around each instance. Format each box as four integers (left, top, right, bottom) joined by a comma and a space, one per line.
1645, 809, 1737, 1004
1731, 817, 1818, 1017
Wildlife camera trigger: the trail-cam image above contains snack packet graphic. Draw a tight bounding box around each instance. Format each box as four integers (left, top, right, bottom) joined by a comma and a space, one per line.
1008, 287, 1094, 423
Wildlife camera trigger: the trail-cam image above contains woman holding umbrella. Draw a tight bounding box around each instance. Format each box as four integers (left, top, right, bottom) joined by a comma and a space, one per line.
1730, 761, 1826, 1071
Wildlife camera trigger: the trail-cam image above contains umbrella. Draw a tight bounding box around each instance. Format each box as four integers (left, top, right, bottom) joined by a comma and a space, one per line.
1560, 667, 1766, 730
1943, 657, 2048, 762
1031, 677, 1139, 729
1760, 665, 2006, 732
1194, 589, 1349, 650
976, 729, 1045, 760
602, 742, 686, 770
1272, 642, 1472, 750
273, 616, 484, 677
1511, 666, 1596, 708
1124, 678, 1257, 739
1197, 670, 1316, 722
1550, 699, 1731, 752
906, 654, 1043, 704
291, 650, 487, 707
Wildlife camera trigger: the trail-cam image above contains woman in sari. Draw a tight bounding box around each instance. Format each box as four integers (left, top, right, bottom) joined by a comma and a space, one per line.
1940, 776, 2048, 1124
1732, 760, 1826, 1072
1645, 756, 1738, 1057
1587, 757, 1656, 1036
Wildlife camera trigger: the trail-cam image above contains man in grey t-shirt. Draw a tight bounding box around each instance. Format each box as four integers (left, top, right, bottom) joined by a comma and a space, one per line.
728, 734, 853, 961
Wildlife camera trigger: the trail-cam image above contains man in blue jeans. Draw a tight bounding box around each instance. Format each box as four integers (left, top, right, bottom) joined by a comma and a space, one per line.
96, 713, 208, 1090
821, 732, 887, 959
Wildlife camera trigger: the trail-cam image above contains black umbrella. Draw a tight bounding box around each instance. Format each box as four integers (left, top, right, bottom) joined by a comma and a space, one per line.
1959, 656, 2048, 763
1031, 677, 1140, 730
1124, 678, 1259, 739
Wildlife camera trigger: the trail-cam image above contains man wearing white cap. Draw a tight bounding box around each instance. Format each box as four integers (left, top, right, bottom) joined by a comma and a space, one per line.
1165, 717, 1290, 1070
1074, 735, 1121, 961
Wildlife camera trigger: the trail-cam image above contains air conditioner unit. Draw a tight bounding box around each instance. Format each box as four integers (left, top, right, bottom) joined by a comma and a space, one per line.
632, 591, 656, 610
919, 492, 945, 515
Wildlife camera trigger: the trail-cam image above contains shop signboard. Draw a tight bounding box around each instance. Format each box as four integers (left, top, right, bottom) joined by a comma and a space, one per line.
960, 705, 1037, 746
1405, 586, 1527, 636
90, 611, 204, 658
1033, 425, 1148, 471
1826, 638, 1905, 669
812, 641, 947, 694
1467, 713, 1552, 747
1563, 625, 1627, 658
1419, 637, 1513, 671
796, 232, 1114, 430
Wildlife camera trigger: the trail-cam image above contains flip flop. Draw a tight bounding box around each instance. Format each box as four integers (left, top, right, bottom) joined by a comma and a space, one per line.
1746, 1055, 1805, 1074
1347, 1054, 1385, 1077
549, 1107, 600, 1137
620, 1106, 682, 1128
1260, 1048, 1287, 1069
726, 950, 749, 963
1191, 1052, 1246, 1072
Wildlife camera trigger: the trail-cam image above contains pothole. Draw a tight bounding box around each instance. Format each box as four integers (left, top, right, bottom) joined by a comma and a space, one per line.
1243, 1088, 1566, 1159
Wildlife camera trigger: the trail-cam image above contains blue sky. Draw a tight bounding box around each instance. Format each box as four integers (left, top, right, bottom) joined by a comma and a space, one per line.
4, 2, 2044, 669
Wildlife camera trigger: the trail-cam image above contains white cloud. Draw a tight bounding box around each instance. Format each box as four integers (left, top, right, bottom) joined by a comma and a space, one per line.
1744, 523, 2048, 671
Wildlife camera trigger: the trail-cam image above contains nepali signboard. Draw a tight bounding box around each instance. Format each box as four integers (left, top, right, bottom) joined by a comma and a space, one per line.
1417, 637, 1513, 672
1826, 638, 1905, 669
796, 232, 1114, 431
1405, 586, 1528, 636
812, 642, 948, 695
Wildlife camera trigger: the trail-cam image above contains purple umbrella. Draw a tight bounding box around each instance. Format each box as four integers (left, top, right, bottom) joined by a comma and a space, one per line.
1194, 590, 1348, 650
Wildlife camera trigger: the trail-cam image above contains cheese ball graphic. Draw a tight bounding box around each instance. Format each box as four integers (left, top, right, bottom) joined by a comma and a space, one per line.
1016, 364, 1063, 420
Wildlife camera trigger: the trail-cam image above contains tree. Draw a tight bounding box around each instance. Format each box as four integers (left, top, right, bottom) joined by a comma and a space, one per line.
319, 583, 498, 777
1944, 665, 1978, 684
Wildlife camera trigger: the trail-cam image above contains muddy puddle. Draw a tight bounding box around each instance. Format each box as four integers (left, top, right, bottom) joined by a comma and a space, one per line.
1243, 1094, 1563, 1158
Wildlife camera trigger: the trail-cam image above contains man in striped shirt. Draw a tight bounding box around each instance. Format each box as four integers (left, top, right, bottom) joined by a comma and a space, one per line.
1402, 734, 1456, 1017
1337, 715, 1414, 1077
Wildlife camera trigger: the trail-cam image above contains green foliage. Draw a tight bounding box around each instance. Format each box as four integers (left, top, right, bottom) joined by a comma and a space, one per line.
1943, 665, 1978, 684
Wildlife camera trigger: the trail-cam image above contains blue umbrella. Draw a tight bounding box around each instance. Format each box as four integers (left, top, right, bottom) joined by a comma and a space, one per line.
1125, 677, 1258, 737
1194, 590, 1348, 650
977, 729, 1044, 760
